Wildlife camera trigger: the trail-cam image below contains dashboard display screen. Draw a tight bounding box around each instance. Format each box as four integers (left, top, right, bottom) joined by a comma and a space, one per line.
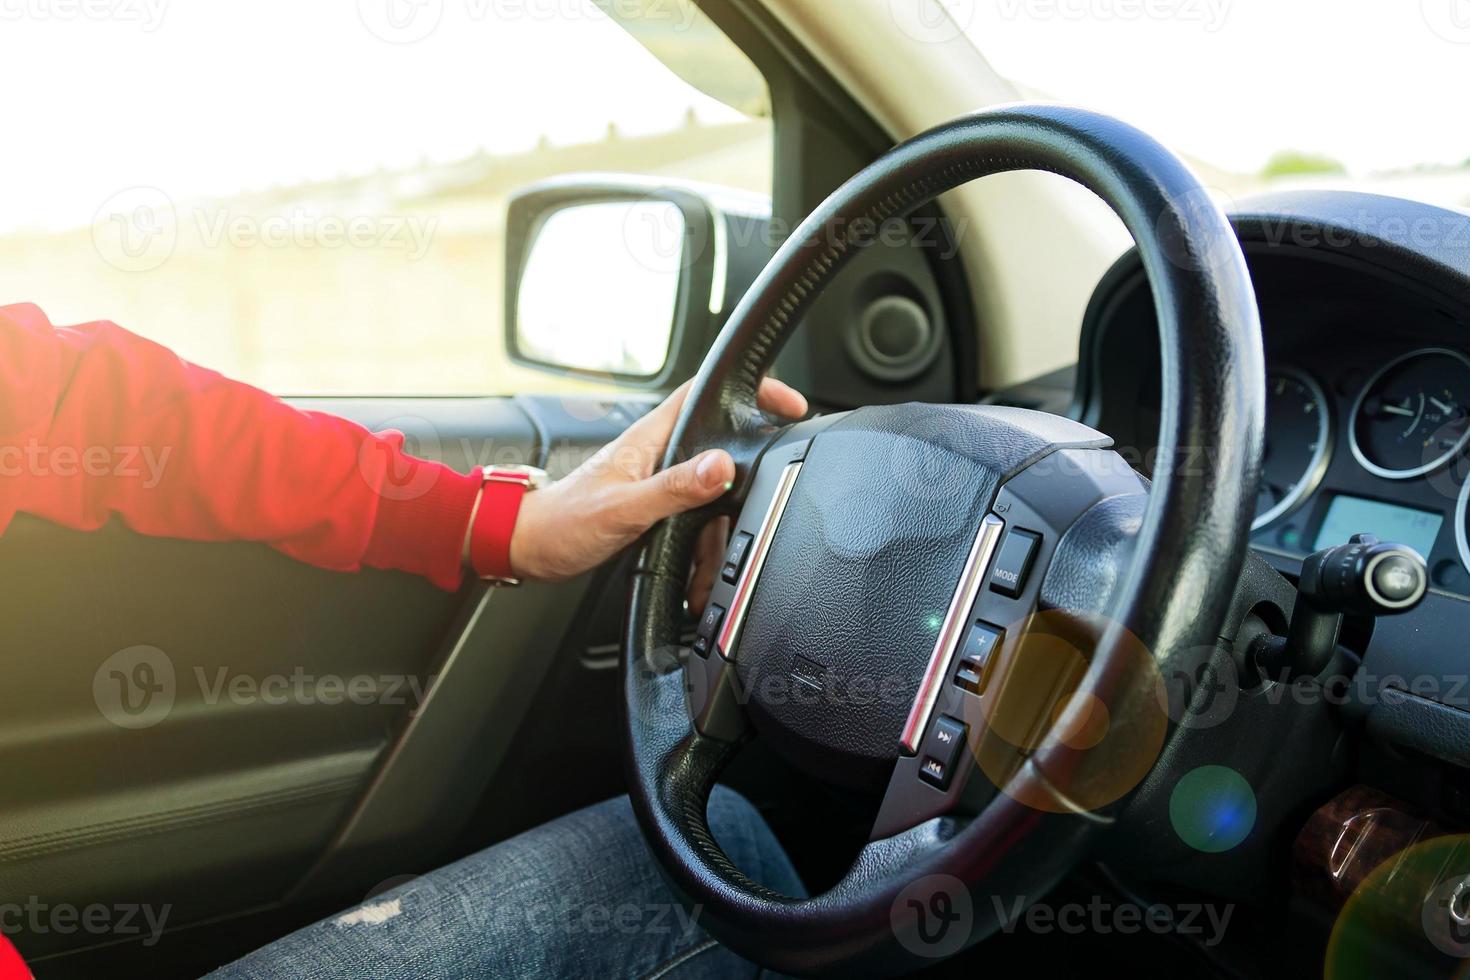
1314, 495, 1443, 557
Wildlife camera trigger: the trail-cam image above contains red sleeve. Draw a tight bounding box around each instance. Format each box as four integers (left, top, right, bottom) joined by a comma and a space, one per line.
0, 934, 30, 980
0, 303, 494, 591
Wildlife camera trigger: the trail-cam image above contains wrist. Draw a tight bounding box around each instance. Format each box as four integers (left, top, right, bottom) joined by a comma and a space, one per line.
464, 465, 548, 584
507, 486, 550, 582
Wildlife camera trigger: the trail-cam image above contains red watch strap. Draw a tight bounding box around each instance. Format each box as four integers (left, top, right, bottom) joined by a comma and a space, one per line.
469, 469, 532, 580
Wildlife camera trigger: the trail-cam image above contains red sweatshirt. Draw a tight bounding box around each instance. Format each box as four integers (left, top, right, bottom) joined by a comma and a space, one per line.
0, 303, 502, 591
0, 934, 27, 979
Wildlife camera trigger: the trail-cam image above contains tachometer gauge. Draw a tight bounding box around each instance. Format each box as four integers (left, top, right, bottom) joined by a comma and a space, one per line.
1350, 348, 1470, 480
1254, 370, 1332, 530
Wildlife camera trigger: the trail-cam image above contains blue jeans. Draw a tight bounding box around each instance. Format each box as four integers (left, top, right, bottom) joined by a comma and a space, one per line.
210, 786, 803, 979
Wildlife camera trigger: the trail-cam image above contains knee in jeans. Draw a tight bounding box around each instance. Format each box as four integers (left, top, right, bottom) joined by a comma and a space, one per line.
705, 785, 803, 898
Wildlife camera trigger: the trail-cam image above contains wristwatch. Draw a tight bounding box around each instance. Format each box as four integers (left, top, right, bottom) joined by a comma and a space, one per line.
469, 464, 549, 586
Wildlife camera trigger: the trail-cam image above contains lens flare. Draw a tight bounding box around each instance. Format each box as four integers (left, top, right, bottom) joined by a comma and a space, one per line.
1169, 765, 1256, 853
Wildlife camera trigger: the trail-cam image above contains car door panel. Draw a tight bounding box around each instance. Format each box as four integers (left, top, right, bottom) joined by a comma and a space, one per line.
0, 394, 638, 963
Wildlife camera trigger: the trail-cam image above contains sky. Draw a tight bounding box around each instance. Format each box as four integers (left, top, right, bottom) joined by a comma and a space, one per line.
956, 0, 1470, 175
0, 0, 745, 233
2, 0, 1467, 235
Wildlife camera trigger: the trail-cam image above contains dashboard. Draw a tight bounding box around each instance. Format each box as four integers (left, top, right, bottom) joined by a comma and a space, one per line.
1038, 189, 1470, 777
1075, 192, 1470, 601
988, 190, 1470, 968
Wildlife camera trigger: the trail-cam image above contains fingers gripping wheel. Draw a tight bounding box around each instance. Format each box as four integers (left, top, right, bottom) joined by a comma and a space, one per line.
622, 104, 1264, 976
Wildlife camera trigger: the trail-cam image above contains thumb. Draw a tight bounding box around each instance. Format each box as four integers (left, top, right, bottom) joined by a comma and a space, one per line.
622, 449, 735, 527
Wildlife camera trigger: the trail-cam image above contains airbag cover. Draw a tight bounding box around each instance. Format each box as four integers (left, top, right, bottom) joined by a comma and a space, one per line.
734, 403, 1110, 791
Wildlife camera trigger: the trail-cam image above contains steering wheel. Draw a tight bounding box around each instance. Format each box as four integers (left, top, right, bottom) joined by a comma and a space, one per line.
622, 103, 1264, 976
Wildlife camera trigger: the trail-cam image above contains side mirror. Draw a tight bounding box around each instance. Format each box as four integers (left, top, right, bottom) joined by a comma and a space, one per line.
505, 176, 770, 388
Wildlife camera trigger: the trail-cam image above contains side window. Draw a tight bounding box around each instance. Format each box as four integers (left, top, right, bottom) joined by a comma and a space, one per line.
0, 1, 770, 396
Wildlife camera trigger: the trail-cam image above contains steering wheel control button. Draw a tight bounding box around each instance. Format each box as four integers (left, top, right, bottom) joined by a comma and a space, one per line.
959, 621, 1003, 664
693, 603, 726, 658
917, 715, 968, 791
955, 622, 1003, 696
721, 532, 754, 584
953, 661, 984, 697
989, 528, 1042, 598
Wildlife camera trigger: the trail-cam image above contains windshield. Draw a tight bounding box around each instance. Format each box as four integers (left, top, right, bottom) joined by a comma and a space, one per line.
956, 0, 1470, 210
0, 0, 770, 396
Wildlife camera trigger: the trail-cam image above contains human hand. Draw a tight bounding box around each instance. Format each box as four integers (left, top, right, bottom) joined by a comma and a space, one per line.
508, 379, 808, 601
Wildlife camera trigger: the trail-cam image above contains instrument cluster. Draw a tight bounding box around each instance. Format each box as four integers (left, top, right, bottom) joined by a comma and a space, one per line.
1072, 206, 1470, 599
1251, 346, 1470, 593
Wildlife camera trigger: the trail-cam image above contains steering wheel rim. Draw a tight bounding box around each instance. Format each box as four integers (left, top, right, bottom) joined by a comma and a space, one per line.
622, 103, 1264, 976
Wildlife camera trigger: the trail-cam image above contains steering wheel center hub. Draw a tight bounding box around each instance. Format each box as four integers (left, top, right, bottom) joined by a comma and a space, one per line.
733, 403, 1111, 791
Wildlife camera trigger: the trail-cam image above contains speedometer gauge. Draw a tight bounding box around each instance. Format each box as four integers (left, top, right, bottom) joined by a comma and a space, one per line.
1350, 348, 1470, 480
1254, 370, 1331, 530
